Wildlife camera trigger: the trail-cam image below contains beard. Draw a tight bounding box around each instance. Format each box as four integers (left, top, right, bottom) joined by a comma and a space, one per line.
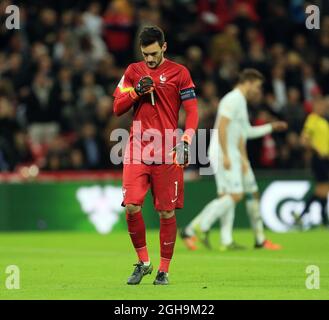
146, 53, 164, 69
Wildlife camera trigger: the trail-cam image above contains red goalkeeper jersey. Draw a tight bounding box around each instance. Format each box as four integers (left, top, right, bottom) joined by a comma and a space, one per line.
113, 58, 198, 164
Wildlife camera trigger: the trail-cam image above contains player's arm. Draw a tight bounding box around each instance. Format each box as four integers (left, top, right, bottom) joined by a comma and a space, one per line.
246, 121, 288, 139
113, 66, 154, 116
180, 68, 199, 145
300, 116, 319, 156
113, 89, 137, 116
218, 116, 230, 157
300, 131, 311, 148
300, 116, 312, 148
181, 89, 199, 145
239, 135, 248, 160
171, 67, 199, 167
217, 98, 238, 170
218, 116, 231, 170
300, 120, 324, 158
239, 136, 250, 174
171, 89, 198, 167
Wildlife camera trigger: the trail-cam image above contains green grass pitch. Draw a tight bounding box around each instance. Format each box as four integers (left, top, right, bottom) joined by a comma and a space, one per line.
0, 229, 328, 300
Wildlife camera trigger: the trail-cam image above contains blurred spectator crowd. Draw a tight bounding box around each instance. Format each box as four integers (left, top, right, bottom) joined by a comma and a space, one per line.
0, 0, 329, 172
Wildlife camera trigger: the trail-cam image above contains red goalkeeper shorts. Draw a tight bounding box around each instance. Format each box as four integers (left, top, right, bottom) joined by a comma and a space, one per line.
122, 163, 184, 211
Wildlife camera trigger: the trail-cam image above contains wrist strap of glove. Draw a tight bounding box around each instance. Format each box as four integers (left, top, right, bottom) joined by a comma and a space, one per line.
129, 89, 140, 101
181, 133, 192, 145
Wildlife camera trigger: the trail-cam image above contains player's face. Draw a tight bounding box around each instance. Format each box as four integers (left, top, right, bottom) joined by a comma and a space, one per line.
247, 80, 263, 102
141, 42, 167, 69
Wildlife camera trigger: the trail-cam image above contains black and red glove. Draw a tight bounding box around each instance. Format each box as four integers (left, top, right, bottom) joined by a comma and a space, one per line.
170, 135, 191, 168
130, 76, 154, 100
172, 141, 190, 167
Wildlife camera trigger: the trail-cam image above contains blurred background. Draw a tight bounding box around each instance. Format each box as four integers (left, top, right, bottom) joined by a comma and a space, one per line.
0, 0, 328, 233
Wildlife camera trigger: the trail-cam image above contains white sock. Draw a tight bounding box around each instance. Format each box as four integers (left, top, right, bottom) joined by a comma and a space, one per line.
246, 198, 265, 245
184, 225, 196, 237
198, 195, 234, 232
219, 202, 235, 245
143, 261, 150, 266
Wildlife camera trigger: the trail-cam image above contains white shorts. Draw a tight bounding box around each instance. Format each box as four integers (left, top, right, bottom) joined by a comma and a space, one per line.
210, 156, 258, 195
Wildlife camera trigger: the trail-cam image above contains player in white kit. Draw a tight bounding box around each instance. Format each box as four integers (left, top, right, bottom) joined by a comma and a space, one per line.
181, 69, 287, 251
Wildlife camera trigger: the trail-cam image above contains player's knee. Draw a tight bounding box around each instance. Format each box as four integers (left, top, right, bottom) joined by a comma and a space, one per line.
159, 210, 175, 219
125, 204, 141, 214
231, 193, 243, 203
252, 192, 259, 200
246, 192, 259, 201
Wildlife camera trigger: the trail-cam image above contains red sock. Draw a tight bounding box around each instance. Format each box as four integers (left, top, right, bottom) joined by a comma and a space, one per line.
159, 215, 177, 273
126, 211, 149, 263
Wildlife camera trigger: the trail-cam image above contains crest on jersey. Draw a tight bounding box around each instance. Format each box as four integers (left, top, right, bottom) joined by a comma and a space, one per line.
160, 73, 166, 84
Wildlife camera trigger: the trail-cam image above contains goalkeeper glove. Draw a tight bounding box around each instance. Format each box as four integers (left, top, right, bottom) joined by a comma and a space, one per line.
171, 140, 190, 168
130, 76, 154, 100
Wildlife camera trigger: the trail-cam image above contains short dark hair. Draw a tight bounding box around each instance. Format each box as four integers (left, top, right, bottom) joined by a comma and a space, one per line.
238, 69, 265, 84
139, 26, 165, 47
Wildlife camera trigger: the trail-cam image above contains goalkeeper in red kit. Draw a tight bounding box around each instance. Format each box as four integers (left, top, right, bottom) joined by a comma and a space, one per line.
113, 26, 198, 285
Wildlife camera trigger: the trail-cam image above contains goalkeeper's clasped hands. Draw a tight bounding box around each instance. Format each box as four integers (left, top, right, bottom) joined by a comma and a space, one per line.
129, 76, 155, 100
